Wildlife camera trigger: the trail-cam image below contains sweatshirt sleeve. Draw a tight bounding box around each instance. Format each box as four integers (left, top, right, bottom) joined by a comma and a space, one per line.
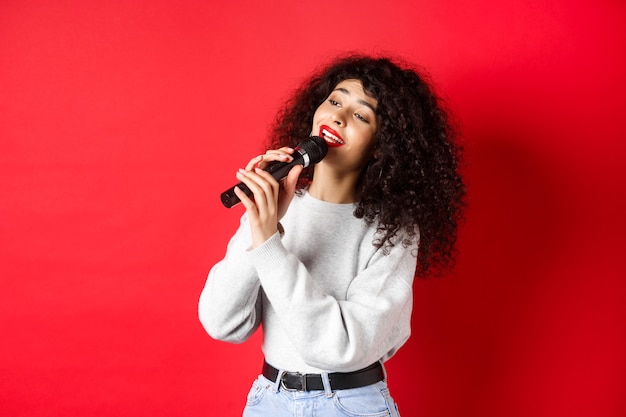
198, 214, 265, 343
246, 231, 417, 372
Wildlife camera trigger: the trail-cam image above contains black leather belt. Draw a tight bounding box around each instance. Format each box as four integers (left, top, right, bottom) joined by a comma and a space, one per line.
262, 360, 384, 392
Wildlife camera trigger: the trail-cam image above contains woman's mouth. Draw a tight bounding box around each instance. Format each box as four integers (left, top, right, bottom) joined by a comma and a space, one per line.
319, 126, 344, 147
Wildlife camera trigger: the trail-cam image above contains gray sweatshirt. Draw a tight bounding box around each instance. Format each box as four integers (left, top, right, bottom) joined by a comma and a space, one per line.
199, 191, 418, 374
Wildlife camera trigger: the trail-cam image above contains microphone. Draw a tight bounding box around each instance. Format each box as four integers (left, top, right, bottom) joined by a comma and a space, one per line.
220, 136, 328, 208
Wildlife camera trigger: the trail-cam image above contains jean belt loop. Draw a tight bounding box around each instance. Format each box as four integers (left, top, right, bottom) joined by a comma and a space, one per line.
272, 369, 286, 393
321, 372, 333, 398
379, 360, 387, 382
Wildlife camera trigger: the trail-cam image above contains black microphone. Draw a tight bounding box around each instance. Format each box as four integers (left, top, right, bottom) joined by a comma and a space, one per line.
220, 136, 328, 208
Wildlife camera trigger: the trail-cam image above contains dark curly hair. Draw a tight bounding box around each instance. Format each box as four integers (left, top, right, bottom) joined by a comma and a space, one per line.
266, 54, 466, 277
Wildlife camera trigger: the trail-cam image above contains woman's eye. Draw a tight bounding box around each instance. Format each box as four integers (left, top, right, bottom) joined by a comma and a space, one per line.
329, 99, 340, 106
355, 113, 369, 123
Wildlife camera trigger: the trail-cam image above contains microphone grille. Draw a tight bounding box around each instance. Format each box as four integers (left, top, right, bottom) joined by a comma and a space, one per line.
298, 136, 328, 164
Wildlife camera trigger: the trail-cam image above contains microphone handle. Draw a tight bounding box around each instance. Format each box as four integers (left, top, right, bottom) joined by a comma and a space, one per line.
220, 183, 251, 209
220, 151, 305, 208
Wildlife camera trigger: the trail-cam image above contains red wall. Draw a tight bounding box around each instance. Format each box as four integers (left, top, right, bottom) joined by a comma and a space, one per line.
1, 1, 625, 416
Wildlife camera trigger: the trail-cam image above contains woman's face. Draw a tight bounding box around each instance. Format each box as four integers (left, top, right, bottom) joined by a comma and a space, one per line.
311, 79, 378, 173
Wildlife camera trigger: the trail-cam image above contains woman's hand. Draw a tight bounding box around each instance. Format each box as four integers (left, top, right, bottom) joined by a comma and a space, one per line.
234, 147, 303, 248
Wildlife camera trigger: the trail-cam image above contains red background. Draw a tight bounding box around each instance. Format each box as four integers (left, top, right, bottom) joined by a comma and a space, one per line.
1, 1, 625, 416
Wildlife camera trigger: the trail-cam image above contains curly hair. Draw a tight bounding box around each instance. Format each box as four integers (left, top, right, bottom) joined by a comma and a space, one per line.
266, 54, 466, 277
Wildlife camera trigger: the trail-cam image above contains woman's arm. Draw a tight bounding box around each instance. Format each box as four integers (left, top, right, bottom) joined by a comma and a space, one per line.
198, 215, 264, 343
199, 147, 300, 343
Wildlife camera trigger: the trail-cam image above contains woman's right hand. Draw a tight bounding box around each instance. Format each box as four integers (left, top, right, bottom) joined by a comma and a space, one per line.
234, 147, 303, 247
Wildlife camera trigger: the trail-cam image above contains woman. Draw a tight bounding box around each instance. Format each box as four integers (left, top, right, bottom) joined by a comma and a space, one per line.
199, 55, 466, 416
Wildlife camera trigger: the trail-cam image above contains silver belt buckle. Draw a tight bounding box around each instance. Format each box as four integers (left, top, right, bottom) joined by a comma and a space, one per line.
280, 372, 307, 391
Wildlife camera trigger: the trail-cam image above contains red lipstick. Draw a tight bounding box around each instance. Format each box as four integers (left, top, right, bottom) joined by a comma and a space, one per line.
319, 125, 345, 148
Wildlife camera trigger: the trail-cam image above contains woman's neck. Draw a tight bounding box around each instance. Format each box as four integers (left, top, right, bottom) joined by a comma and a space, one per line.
307, 165, 361, 204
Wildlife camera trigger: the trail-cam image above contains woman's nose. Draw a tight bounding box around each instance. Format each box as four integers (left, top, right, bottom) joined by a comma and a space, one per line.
331, 109, 346, 126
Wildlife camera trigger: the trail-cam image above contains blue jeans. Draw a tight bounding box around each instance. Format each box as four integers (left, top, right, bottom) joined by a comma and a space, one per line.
242, 372, 401, 417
